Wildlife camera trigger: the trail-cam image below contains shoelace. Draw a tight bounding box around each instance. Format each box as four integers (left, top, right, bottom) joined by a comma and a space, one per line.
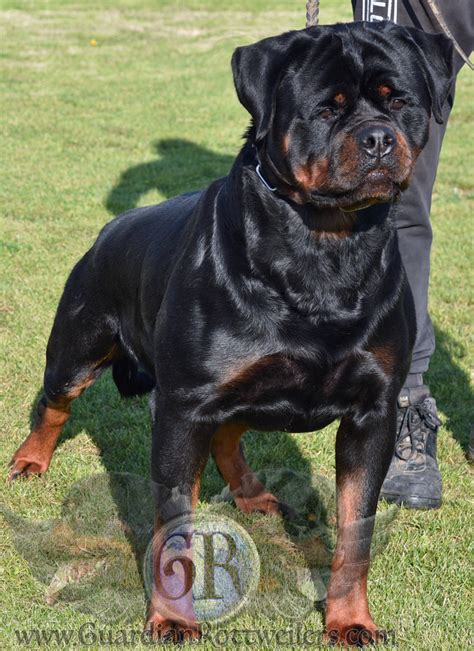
395, 400, 441, 461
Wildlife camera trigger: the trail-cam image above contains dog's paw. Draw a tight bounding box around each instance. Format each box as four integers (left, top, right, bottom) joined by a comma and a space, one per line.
235, 490, 283, 515
324, 622, 387, 646
144, 613, 201, 644
8, 454, 47, 481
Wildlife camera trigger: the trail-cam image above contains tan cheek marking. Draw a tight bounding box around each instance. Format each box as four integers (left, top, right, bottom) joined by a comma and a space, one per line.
336, 133, 360, 178
281, 133, 290, 155
294, 158, 329, 192
394, 129, 415, 179
377, 84, 392, 97
287, 189, 306, 205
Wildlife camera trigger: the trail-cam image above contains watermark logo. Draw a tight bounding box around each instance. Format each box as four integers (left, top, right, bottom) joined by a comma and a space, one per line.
143, 512, 260, 624
13, 622, 398, 647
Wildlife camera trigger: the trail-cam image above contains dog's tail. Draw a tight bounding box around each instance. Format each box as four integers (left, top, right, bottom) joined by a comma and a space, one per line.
112, 356, 155, 398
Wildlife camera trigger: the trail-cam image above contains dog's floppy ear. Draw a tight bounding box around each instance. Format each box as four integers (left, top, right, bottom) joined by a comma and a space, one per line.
404, 28, 454, 124
232, 30, 312, 141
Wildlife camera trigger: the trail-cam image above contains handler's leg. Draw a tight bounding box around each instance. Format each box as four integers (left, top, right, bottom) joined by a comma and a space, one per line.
352, 0, 449, 508
353, 0, 463, 512
393, 113, 449, 379
379, 116, 448, 508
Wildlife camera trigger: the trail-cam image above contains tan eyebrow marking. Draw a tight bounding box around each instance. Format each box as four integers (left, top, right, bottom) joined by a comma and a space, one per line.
334, 92, 346, 104
377, 84, 392, 97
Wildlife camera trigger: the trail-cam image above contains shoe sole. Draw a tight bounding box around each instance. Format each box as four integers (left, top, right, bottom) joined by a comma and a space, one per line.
379, 492, 441, 510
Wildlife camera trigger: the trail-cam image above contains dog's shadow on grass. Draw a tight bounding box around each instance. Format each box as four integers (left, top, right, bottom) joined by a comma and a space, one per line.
105, 138, 234, 214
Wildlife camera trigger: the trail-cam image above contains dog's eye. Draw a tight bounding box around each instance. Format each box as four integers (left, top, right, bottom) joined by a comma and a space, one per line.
319, 108, 335, 120
391, 98, 406, 111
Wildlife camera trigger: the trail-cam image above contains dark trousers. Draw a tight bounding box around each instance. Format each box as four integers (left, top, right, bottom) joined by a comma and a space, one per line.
351, 0, 457, 377
393, 111, 450, 374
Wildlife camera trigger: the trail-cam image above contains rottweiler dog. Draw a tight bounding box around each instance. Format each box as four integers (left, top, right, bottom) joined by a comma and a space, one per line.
10, 21, 453, 645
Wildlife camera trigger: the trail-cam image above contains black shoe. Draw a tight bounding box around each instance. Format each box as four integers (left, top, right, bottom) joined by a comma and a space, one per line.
380, 386, 442, 509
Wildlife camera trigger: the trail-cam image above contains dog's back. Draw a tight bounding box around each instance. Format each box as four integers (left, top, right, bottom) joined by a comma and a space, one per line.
93, 190, 203, 306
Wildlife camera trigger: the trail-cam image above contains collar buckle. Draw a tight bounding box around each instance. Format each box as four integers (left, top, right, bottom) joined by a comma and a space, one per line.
256, 162, 277, 193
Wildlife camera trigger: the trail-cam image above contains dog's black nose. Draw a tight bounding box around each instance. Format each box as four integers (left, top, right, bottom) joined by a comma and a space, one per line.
357, 125, 396, 158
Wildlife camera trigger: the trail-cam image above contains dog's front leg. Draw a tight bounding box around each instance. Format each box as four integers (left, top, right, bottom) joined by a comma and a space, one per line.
325, 407, 396, 646
145, 394, 212, 643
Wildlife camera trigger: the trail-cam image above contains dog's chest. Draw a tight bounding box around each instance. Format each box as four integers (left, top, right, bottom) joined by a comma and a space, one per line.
211, 349, 385, 432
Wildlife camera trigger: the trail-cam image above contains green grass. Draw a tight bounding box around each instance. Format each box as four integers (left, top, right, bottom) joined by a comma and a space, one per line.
1, 1, 472, 649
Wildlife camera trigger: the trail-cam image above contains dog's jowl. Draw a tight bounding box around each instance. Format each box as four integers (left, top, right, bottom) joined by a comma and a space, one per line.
10, 21, 453, 645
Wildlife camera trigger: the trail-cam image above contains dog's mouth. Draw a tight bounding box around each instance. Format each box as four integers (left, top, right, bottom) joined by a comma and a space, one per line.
341, 169, 402, 211
310, 167, 408, 212
365, 169, 392, 182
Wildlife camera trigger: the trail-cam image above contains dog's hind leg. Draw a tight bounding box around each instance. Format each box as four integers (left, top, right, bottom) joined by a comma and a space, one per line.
211, 423, 281, 515
9, 257, 119, 480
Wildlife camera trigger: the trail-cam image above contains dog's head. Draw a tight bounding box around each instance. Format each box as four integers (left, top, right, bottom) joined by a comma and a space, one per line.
232, 22, 454, 210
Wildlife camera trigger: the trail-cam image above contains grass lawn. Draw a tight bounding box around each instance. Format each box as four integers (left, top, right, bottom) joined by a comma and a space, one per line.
1, 1, 472, 649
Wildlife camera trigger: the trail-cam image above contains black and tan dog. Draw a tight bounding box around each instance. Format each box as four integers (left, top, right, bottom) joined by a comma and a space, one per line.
10, 21, 453, 645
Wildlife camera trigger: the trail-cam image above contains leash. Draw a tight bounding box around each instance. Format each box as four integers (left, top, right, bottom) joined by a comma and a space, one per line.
424, 0, 474, 70
306, 0, 320, 27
